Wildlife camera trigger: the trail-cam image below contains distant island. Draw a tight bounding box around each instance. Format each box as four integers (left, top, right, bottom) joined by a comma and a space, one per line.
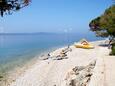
0, 32, 58, 35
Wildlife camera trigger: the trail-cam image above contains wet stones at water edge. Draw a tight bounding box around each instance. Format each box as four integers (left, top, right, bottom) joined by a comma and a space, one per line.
65, 60, 96, 86
0, 75, 3, 81
0, 75, 4, 86
0, 75, 3, 79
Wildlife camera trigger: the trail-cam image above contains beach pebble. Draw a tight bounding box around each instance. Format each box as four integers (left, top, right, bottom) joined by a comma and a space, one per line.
69, 79, 77, 86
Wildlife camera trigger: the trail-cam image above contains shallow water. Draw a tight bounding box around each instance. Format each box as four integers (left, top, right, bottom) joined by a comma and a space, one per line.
0, 33, 102, 74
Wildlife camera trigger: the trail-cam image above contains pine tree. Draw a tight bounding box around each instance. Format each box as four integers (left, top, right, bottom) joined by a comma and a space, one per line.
0, 0, 31, 17
89, 5, 115, 55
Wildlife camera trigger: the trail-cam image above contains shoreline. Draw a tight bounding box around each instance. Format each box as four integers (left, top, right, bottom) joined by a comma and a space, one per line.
1, 40, 114, 86
0, 45, 67, 86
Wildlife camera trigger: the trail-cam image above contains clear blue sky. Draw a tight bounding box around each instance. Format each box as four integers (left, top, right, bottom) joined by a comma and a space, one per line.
0, 0, 113, 33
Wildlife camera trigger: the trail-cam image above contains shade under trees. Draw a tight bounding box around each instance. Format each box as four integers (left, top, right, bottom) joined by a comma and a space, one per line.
0, 0, 31, 17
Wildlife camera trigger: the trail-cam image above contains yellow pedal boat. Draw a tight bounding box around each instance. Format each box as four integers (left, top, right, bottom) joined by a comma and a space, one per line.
74, 43, 94, 49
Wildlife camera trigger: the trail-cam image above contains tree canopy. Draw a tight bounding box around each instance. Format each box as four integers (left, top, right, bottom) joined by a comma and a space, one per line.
0, 0, 31, 17
89, 5, 115, 38
89, 5, 115, 55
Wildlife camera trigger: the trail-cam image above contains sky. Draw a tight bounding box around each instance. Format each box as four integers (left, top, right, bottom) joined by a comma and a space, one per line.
0, 0, 113, 33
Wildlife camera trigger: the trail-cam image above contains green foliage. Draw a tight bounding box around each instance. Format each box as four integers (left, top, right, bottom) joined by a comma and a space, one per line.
89, 5, 115, 55
0, 0, 30, 17
89, 5, 115, 37
110, 43, 115, 55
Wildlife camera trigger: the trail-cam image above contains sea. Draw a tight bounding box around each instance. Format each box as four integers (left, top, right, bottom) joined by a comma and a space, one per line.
0, 32, 102, 74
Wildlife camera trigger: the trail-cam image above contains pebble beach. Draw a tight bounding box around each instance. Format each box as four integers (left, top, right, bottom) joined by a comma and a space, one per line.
1, 40, 115, 86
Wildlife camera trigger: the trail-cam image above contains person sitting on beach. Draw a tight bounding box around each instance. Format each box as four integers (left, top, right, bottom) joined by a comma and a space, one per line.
81, 40, 89, 45
60, 50, 67, 57
60, 50, 65, 54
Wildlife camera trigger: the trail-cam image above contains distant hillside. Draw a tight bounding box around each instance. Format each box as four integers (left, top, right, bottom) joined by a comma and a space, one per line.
0, 32, 57, 35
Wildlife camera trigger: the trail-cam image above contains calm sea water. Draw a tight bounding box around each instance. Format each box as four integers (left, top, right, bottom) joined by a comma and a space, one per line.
0, 33, 102, 73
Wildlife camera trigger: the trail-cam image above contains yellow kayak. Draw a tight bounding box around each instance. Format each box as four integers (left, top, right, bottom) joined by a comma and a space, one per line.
74, 43, 94, 49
